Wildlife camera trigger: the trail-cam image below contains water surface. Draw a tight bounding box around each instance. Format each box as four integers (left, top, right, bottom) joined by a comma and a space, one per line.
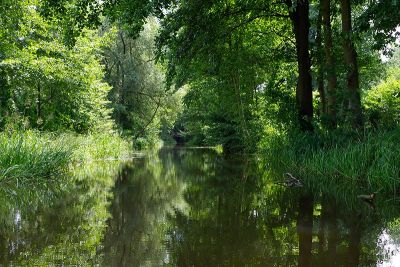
1, 147, 400, 266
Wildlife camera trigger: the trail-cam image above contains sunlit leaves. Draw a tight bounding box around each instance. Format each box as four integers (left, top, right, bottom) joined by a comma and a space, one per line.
0, 1, 114, 133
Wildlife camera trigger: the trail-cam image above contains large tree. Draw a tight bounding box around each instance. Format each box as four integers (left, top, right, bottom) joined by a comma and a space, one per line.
1, 0, 116, 132
42, 0, 315, 131
103, 20, 182, 145
286, 0, 314, 131
340, 0, 363, 128
321, 0, 337, 127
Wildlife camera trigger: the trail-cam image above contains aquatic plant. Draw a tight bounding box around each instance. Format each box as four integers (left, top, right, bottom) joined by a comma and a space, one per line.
68, 133, 132, 162
0, 131, 132, 185
0, 131, 71, 185
261, 128, 400, 198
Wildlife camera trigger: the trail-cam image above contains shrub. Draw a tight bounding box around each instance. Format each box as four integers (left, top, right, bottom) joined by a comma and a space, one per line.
364, 71, 400, 129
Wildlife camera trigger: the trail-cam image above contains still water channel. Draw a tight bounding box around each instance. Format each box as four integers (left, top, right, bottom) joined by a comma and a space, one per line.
1, 147, 400, 266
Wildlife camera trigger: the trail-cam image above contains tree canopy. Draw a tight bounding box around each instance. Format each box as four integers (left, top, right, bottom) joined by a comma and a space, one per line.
1, 0, 400, 150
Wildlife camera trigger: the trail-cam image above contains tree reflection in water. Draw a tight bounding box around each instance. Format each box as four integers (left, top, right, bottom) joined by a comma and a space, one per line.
101, 150, 188, 266
99, 148, 400, 267
0, 161, 122, 266
1, 148, 400, 266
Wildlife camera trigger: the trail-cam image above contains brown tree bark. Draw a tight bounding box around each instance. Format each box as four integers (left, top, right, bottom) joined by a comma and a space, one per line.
340, 0, 363, 128
287, 0, 314, 131
322, 0, 337, 128
316, 6, 327, 117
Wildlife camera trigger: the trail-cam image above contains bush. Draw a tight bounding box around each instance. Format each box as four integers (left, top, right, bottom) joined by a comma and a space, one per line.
364, 71, 400, 129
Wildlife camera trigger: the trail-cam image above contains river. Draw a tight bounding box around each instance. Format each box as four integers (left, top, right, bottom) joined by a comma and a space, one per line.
0, 147, 399, 266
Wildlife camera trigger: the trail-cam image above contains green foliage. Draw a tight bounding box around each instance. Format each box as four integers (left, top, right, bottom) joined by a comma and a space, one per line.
0, 131, 71, 185
364, 75, 400, 128
103, 19, 182, 148
36, 0, 400, 152
356, 0, 400, 51
156, 1, 295, 152
41, 0, 165, 41
261, 128, 400, 199
364, 50, 400, 129
0, 130, 131, 185
0, 1, 115, 133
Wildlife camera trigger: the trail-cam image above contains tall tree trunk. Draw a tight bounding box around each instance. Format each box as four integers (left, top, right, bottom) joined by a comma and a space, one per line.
316, 6, 327, 117
287, 0, 314, 131
340, 0, 363, 128
322, 0, 337, 128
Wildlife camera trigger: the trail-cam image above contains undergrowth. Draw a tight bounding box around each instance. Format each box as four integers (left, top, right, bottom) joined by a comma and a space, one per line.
0, 131, 131, 185
261, 128, 400, 198
0, 131, 71, 185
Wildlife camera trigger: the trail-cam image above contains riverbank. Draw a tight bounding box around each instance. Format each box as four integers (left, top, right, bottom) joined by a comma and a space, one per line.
261, 128, 400, 198
0, 131, 132, 185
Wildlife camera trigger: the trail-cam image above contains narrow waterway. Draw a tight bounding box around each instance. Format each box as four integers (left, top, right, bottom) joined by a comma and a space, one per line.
0, 147, 400, 266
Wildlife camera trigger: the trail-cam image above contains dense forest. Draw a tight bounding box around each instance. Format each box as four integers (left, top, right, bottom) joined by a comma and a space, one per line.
1, 0, 400, 180
0, 2, 180, 147
1, 0, 400, 265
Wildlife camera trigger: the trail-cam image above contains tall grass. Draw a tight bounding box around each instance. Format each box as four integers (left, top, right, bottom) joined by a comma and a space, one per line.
0, 131, 71, 185
65, 133, 132, 162
261, 128, 400, 198
0, 131, 132, 185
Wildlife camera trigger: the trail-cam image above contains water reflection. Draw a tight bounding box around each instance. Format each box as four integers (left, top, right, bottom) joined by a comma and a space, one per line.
101, 154, 187, 266
0, 161, 122, 266
1, 148, 400, 266
100, 148, 400, 267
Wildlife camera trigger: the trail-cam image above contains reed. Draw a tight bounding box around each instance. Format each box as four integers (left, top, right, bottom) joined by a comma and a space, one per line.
0, 131, 71, 185
262, 128, 400, 197
0, 131, 131, 185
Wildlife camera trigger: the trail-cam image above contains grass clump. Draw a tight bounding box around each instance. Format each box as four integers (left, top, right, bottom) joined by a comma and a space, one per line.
0, 131, 71, 185
67, 133, 132, 162
0, 131, 132, 186
261, 128, 400, 197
